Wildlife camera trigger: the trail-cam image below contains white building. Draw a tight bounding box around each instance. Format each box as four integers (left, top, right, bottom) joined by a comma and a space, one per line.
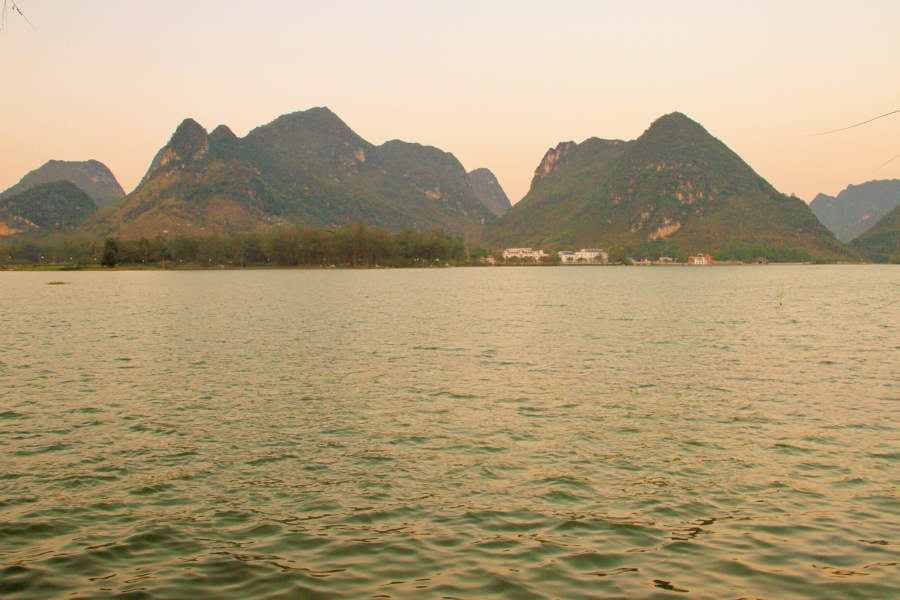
560, 248, 608, 264
576, 248, 609, 263
688, 254, 713, 265
503, 248, 547, 261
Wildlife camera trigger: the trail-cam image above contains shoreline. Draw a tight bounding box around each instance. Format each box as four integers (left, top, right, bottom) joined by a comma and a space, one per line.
2, 261, 879, 272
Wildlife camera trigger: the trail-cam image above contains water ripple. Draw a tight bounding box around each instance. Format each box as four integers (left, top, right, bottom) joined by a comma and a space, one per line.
1, 267, 899, 599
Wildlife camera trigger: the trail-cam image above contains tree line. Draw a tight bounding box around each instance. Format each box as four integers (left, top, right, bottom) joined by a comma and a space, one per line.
1, 223, 843, 268
0, 223, 471, 268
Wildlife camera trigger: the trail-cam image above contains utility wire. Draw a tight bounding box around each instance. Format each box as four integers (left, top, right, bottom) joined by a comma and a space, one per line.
876, 150, 900, 171
808, 109, 900, 136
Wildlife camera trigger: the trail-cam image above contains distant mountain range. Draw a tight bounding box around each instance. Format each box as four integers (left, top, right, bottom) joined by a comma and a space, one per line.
0, 181, 97, 235
486, 112, 848, 260
810, 180, 900, 242
0, 160, 124, 209
0, 110, 877, 261
94, 108, 503, 239
466, 168, 510, 216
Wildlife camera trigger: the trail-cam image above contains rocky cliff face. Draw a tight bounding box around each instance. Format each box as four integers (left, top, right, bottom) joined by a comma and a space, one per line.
530, 142, 576, 189
466, 168, 511, 216
810, 179, 900, 242
140, 119, 211, 185
0, 160, 125, 208
0, 214, 37, 236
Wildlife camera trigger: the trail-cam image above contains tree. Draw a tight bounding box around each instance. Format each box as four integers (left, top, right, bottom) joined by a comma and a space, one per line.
101, 238, 118, 267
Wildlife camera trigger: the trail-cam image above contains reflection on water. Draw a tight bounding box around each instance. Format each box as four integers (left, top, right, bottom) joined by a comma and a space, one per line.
1, 266, 899, 599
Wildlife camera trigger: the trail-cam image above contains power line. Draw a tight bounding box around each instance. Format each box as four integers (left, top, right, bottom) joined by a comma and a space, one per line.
808, 109, 900, 136
876, 150, 900, 171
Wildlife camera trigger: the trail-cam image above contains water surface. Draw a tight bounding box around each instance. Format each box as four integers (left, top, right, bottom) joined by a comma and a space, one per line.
1, 266, 899, 599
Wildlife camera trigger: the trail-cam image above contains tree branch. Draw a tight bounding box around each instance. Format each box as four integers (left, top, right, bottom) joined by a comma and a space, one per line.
1, 0, 34, 31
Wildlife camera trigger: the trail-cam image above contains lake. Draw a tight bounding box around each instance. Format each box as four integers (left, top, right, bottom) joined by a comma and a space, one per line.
1, 266, 899, 599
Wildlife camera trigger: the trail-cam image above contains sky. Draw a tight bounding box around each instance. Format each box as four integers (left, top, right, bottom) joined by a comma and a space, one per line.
1, 1, 898, 204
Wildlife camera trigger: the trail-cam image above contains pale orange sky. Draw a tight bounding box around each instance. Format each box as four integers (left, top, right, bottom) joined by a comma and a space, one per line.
1, 1, 898, 204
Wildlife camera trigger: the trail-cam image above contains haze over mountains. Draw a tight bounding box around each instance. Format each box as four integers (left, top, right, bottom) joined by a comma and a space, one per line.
810, 180, 900, 242
466, 168, 511, 216
0, 160, 125, 209
486, 113, 847, 259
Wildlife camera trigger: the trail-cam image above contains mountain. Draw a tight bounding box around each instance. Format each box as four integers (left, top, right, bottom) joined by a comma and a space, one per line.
809, 180, 900, 242
95, 108, 496, 239
467, 168, 511, 216
488, 138, 632, 249
139, 118, 212, 186
850, 203, 900, 261
0, 160, 125, 209
486, 113, 849, 260
96, 119, 279, 238
0, 181, 98, 235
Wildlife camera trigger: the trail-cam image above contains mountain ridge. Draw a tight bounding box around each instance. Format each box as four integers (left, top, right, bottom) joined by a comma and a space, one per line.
487, 112, 849, 260
810, 179, 900, 242
850, 202, 900, 261
466, 168, 511, 216
1, 160, 125, 208
0, 180, 98, 235
94, 107, 497, 239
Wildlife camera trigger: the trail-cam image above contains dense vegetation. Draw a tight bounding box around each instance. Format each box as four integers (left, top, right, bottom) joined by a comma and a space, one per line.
0, 223, 469, 268
0, 181, 97, 231
590, 239, 815, 264
0, 160, 125, 209
96, 108, 498, 240
2, 225, 844, 268
712, 242, 811, 263
486, 138, 631, 249
487, 113, 851, 261
850, 203, 900, 263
